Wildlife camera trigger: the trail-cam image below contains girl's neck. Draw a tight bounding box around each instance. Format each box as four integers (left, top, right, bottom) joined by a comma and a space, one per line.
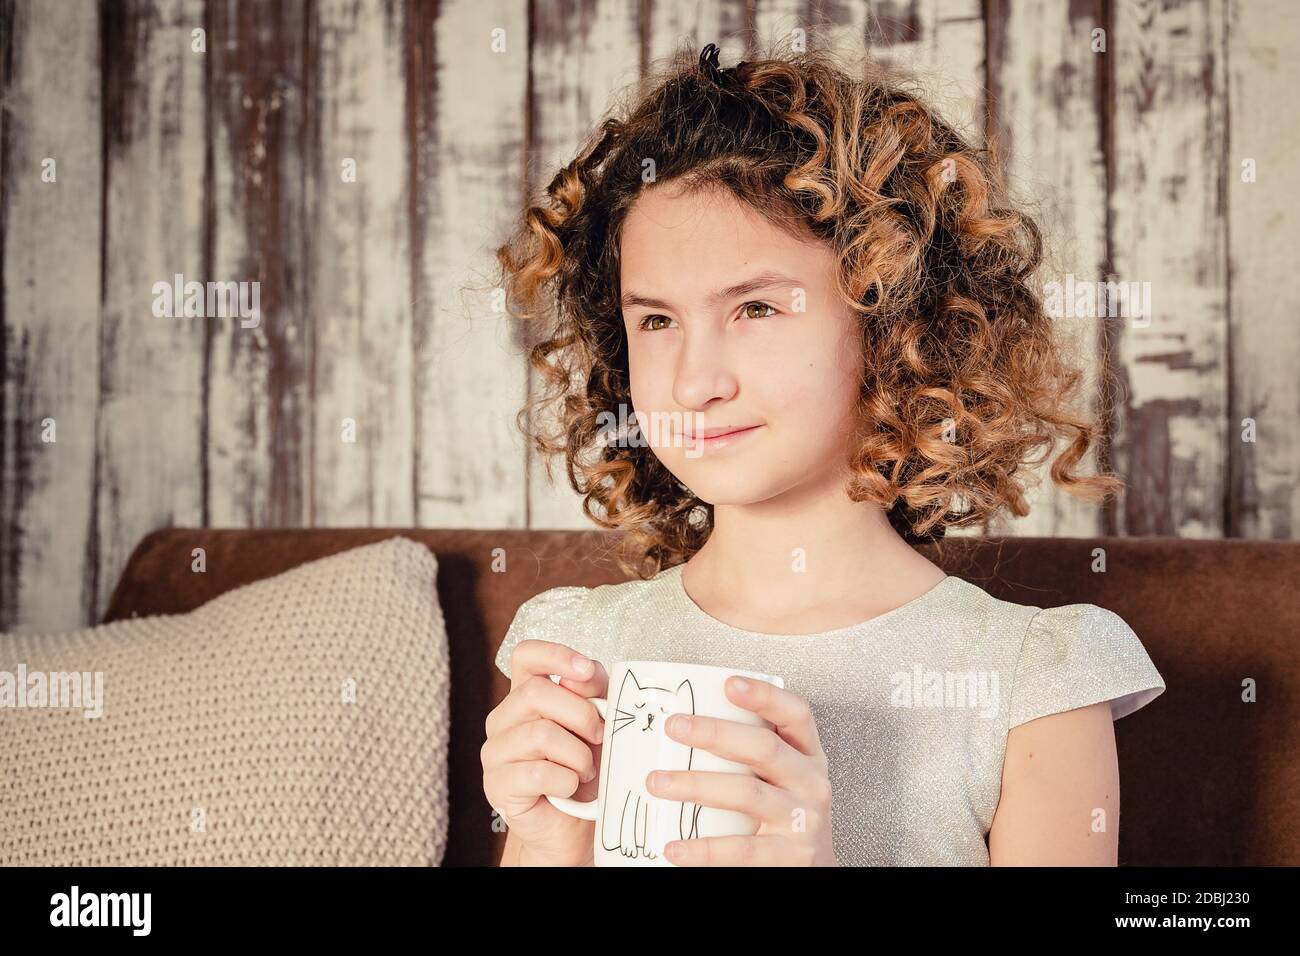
681, 481, 947, 635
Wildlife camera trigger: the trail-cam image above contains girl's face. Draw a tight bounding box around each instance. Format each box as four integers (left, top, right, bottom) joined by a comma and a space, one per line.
619, 182, 866, 506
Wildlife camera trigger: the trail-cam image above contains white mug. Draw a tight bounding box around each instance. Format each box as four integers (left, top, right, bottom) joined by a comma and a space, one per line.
546, 659, 785, 867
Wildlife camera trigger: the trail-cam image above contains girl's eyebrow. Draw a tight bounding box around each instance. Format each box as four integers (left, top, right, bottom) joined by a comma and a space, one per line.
619, 270, 803, 312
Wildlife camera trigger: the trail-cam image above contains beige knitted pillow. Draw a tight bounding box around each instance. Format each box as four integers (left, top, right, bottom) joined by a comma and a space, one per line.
0, 535, 449, 866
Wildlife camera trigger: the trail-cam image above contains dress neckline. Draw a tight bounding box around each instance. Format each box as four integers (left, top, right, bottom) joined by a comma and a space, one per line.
663, 563, 955, 639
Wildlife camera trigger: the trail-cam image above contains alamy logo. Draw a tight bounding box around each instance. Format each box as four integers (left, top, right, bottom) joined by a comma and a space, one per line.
50, 886, 151, 936
151, 272, 261, 328
0, 665, 103, 718
1041, 273, 1151, 326
890, 664, 1000, 717
594, 405, 708, 459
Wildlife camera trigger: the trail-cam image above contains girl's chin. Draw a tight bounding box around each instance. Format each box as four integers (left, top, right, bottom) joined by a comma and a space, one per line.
670, 477, 791, 508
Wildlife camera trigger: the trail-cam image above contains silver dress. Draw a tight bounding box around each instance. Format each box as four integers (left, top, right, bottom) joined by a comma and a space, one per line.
495, 563, 1166, 866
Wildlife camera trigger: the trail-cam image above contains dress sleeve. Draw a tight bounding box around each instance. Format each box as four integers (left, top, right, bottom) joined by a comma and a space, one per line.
494, 586, 595, 680
1008, 603, 1166, 730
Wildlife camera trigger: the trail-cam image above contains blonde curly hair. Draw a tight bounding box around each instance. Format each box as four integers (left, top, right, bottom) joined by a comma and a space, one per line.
494, 40, 1123, 578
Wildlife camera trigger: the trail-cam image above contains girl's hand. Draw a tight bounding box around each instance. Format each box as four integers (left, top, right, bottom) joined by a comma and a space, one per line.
482, 639, 609, 866
646, 675, 839, 866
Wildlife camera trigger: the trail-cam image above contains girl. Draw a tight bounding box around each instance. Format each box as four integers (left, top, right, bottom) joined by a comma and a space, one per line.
481, 41, 1165, 866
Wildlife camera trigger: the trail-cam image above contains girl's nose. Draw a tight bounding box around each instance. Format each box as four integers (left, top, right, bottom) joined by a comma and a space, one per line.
671, 330, 738, 410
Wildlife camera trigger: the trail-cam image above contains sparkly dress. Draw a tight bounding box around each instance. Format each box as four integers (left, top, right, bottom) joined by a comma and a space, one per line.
494, 564, 1166, 866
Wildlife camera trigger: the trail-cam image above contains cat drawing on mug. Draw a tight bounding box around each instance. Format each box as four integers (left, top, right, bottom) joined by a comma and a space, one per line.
599, 669, 702, 859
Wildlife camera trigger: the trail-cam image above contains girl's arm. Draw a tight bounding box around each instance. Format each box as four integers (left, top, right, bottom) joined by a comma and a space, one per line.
499, 827, 595, 866
987, 701, 1121, 865
499, 829, 523, 866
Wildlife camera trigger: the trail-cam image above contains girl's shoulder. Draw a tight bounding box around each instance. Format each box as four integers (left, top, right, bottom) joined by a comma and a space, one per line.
492, 570, 674, 680
1011, 599, 1166, 728
943, 576, 1167, 729
493, 584, 593, 680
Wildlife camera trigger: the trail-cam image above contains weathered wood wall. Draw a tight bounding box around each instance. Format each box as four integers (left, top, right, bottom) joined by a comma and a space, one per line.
2, 0, 1296, 632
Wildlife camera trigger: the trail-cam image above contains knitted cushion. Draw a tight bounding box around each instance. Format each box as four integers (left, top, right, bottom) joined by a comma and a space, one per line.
0, 535, 449, 865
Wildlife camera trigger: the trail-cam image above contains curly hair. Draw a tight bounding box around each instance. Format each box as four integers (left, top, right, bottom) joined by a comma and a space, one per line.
494, 40, 1123, 579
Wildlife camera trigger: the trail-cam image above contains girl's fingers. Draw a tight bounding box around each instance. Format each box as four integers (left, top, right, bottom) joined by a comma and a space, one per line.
483, 758, 583, 819
481, 717, 599, 784
508, 638, 609, 697
487, 672, 607, 746
646, 769, 795, 827
663, 834, 813, 867
663, 714, 808, 795
724, 676, 824, 760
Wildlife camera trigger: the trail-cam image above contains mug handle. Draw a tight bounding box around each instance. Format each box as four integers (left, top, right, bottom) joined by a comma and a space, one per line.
543, 697, 608, 821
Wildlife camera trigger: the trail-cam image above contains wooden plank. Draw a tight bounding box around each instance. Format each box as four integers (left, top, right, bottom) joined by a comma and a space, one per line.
96, 0, 207, 619
409, 0, 530, 529
807, 0, 873, 58
646, 0, 747, 69
522, 0, 641, 530
308, 0, 414, 526
647, 0, 870, 66
1110, 0, 1228, 536
984, 1, 1108, 537
0, 0, 102, 631
753, 0, 808, 56
751, 0, 873, 60
866, 0, 986, 139
206, 0, 311, 527
1227, 0, 1300, 537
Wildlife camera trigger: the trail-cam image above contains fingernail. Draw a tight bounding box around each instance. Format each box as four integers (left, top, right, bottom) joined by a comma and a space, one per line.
669, 714, 690, 735
731, 677, 750, 692
572, 654, 592, 674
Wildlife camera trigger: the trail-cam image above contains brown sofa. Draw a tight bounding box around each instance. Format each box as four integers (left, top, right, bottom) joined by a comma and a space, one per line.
103, 528, 1300, 866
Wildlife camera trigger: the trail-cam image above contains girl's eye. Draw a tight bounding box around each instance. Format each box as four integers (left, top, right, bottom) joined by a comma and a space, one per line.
637, 302, 776, 331
638, 314, 673, 332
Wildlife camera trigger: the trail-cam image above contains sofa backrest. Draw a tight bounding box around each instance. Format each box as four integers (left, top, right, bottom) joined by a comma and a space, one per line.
103, 528, 1300, 866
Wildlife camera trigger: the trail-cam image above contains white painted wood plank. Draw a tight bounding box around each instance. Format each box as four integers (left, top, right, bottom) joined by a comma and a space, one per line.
986, 1, 1109, 538
206, 0, 312, 528
309, 0, 415, 526
646, 0, 745, 70
753, 0, 871, 61
412, 0, 530, 528
1227, 0, 1300, 537
866, 0, 986, 139
1110, 0, 1228, 536
96, 0, 207, 618
523, 0, 642, 530
754, 0, 811, 56
0, 0, 102, 631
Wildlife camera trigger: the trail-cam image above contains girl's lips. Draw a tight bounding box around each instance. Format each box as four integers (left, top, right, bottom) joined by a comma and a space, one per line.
683, 424, 763, 451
